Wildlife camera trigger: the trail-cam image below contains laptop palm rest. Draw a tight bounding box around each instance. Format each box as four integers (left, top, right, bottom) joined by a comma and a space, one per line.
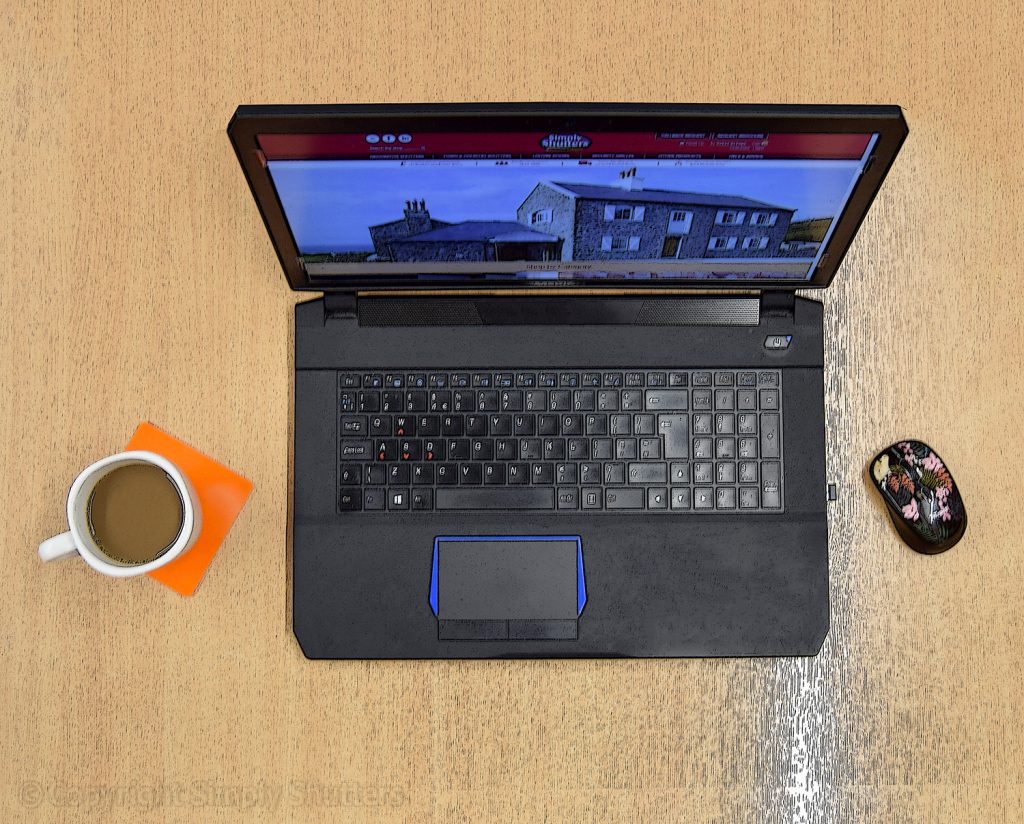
430, 537, 586, 640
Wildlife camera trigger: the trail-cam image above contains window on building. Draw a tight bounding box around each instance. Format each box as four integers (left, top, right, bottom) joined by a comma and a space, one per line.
602, 235, 642, 252
750, 212, 778, 226
758, 236, 769, 250
530, 208, 552, 225
742, 236, 770, 250
716, 210, 746, 225
604, 204, 646, 222
661, 236, 681, 258
708, 236, 738, 251
668, 210, 693, 234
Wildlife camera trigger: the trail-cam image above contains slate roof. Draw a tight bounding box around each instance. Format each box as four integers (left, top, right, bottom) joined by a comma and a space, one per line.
546, 182, 790, 211
397, 221, 560, 243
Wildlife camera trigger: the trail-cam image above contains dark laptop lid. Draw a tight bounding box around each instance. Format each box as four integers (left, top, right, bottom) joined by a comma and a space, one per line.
228, 103, 906, 293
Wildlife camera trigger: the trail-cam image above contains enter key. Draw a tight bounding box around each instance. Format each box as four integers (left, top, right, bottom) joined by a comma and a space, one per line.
657, 414, 689, 459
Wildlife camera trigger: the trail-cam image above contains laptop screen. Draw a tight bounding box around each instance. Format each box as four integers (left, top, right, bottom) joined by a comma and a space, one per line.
260, 130, 877, 284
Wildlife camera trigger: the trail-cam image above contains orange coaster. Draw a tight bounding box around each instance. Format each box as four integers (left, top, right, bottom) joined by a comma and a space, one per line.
125, 423, 254, 596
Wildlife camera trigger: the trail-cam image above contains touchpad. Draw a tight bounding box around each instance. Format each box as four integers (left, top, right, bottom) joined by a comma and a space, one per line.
429, 537, 586, 640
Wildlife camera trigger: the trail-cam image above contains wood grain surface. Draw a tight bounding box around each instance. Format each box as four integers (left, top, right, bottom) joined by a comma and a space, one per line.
2, 2, 1023, 821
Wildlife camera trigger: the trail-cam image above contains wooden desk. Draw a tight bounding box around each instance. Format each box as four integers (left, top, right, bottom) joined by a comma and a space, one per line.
3, 2, 1022, 821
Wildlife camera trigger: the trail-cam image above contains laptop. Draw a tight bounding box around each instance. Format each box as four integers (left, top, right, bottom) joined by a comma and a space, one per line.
228, 104, 907, 658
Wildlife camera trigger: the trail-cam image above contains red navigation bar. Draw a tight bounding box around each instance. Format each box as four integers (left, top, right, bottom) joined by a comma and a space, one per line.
258, 131, 871, 161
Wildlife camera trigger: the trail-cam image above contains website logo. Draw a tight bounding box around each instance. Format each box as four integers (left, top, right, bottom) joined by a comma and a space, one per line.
540, 133, 591, 150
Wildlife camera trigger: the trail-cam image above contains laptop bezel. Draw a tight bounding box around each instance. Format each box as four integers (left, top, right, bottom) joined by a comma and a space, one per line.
227, 103, 907, 293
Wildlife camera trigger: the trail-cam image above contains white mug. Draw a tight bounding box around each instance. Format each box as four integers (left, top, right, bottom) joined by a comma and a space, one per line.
38, 450, 201, 577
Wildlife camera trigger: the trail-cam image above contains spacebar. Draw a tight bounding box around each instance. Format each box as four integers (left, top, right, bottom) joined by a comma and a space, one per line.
436, 489, 554, 510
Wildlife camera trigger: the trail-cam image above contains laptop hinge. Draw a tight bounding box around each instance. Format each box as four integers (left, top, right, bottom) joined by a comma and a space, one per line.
324, 293, 358, 320
760, 291, 796, 320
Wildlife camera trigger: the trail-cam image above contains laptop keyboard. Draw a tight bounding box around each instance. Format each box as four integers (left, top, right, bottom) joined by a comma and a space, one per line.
337, 370, 783, 513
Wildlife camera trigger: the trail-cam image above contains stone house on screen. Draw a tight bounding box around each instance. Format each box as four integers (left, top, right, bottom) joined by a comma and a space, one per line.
516, 180, 795, 262
368, 200, 561, 262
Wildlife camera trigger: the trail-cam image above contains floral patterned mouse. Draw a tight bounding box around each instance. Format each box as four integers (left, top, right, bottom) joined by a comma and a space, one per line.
870, 440, 967, 554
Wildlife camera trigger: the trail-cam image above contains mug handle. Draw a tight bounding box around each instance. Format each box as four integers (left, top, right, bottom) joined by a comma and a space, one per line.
39, 531, 79, 562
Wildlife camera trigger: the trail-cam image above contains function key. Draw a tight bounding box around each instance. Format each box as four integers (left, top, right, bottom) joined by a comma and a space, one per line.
339, 392, 356, 412
429, 373, 448, 388
669, 372, 688, 387
339, 373, 360, 388
472, 373, 492, 388
603, 372, 623, 387
692, 372, 712, 387
757, 371, 780, 387
407, 373, 427, 388
516, 372, 536, 387
384, 373, 404, 389
647, 372, 667, 387
538, 372, 558, 387
496, 373, 514, 388
625, 372, 645, 387
738, 372, 757, 387
559, 372, 580, 388
582, 372, 602, 387
451, 373, 470, 388
714, 372, 735, 386
363, 374, 383, 388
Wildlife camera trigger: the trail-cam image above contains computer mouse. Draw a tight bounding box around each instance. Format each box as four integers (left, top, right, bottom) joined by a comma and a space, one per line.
869, 440, 967, 554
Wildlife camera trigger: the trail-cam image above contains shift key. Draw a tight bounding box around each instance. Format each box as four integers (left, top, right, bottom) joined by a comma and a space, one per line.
645, 390, 688, 410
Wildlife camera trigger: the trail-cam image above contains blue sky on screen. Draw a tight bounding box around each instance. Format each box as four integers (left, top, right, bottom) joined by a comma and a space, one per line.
268, 159, 861, 253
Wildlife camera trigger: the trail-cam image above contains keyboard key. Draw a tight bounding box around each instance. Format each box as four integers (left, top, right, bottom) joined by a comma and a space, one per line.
538, 372, 557, 387
388, 464, 410, 485
714, 389, 734, 410
615, 439, 637, 460
520, 438, 542, 460
761, 461, 782, 508
592, 439, 614, 459
394, 416, 416, 436
525, 390, 547, 412
692, 372, 712, 387
737, 372, 757, 387
648, 488, 668, 509
716, 488, 736, 509
625, 372, 645, 387
582, 372, 602, 387
340, 415, 366, 436
490, 414, 512, 436
472, 439, 494, 460
715, 413, 735, 435
629, 463, 667, 484
339, 373, 360, 388
669, 372, 688, 387
417, 415, 440, 436
561, 414, 583, 436
538, 414, 559, 435
411, 489, 433, 510
339, 488, 361, 511
452, 390, 474, 413
406, 391, 427, 412
448, 439, 471, 460
692, 389, 713, 410
717, 462, 736, 483
659, 414, 689, 459
760, 389, 780, 410
604, 462, 625, 484
737, 389, 757, 411
586, 413, 608, 436
557, 488, 579, 509
693, 438, 713, 459
597, 390, 619, 411
694, 487, 714, 509
738, 438, 758, 459
693, 413, 713, 435
507, 463, 530, 484
738, 462, 758, 484
556, 463, 578, 484
340, 440, 372, 460
495, 439, 516, 460
339, 464, 361, 485
647, 372, 667, 387
639, 438, 662, 460
549, 390, 571, 411
436, 488, 554, 510
670, 462, 689, 483
693, 462, 713, 484
715, 371, 735, 386
532, 463, 554, 484
465, 414, 487, 436
634, 414, 656, 436
670, 487, 691, 509
760, 414, 780, 458
484, 463, 505, 485
413, 464, 434, 484
436, 463, 458, 485
582, 488, 603, 509
606, 488, 644, 509
543, 438, 566, 460
646, 390, 688, 411
365, 464, 386, 485
363, 488, 385, 510
460, 463, 482, 485
580, 463, 601, 485
610, 414, 631, 435
573, 390, 595, 411
388, 489, 409, 510
621, 390, 643, 412
382, 390, 404, 412
567, 438, 589, 460
559, 372, 579, 387
358, 391, 381, 413
737, 413, 757, 435
478, 390, 499, 411
500, 390, 523, 411
716, 438, 736, 459
739, 487, 759, 509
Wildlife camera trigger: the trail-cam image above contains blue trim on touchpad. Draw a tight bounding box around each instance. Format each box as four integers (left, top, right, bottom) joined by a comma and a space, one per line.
430, 535, 585, 619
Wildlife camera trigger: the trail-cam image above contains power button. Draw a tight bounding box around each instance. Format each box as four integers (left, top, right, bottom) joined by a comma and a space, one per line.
764, 335, 792, 350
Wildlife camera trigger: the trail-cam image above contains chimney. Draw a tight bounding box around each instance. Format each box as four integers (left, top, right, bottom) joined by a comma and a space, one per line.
402, 198, 432, 234
620, 167, 644, 191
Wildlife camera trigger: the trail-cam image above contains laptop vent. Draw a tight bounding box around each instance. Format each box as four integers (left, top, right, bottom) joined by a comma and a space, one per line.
635, 297, 759, 325
359, 299, 484, 326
